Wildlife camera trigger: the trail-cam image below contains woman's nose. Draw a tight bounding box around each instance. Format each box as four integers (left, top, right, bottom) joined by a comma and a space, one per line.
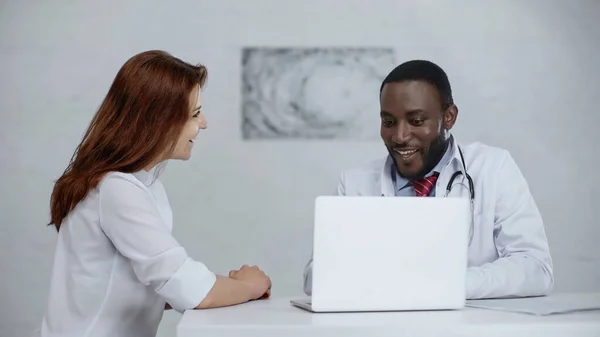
199, 113, 207, 129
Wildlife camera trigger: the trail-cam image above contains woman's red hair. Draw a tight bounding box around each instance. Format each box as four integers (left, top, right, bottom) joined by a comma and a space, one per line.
49, 50, 207, 231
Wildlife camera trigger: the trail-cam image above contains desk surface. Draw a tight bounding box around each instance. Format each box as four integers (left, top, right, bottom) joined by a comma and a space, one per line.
177, 296, 600, 337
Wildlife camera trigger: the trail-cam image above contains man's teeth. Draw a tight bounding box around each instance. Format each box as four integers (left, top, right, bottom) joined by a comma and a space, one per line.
396, 149, 417, 155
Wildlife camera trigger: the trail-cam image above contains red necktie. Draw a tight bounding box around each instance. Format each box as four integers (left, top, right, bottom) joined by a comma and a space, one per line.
412, 173, 439, 197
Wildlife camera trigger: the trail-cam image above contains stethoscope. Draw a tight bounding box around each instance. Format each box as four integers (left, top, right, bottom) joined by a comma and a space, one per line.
444, 146, 475, 247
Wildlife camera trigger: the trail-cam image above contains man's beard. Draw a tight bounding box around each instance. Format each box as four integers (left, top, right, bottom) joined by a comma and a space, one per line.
393, 133, 449, 181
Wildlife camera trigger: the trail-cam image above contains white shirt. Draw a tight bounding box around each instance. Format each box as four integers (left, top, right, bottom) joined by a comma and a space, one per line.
40, 168, 216, 337
303, 137, 554, 300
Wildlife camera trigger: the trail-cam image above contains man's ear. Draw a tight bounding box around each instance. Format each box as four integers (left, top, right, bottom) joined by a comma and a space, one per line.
443, 104, 459, 131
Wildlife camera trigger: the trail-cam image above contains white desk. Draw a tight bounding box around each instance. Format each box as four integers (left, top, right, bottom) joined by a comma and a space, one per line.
177, 297, 600, 337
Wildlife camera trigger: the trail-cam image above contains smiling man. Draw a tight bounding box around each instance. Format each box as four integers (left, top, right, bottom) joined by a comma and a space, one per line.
303, 60, 554, 300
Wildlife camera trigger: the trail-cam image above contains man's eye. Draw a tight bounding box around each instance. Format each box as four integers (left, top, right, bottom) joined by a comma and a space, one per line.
382, 120, 395, 127
410, 119, 424, 126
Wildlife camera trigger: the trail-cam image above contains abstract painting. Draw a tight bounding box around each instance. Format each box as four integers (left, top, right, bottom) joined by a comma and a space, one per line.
241, 47, 396, 140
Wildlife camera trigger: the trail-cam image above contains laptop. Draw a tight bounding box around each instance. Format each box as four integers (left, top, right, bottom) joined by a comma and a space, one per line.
291, 195, 470, 312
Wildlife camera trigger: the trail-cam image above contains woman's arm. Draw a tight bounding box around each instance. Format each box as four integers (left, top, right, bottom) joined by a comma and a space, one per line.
100, 175, 271, 312
197, 266, 271, 309
167, 273, 269, 310
99, 175, 217, 311
195, 275, 256, 309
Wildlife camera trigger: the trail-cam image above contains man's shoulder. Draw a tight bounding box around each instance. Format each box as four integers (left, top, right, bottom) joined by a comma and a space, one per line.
336, 156, 388, 195
459, 141, 527, 180
460, 141, 511, 164
341, 156, 388, 179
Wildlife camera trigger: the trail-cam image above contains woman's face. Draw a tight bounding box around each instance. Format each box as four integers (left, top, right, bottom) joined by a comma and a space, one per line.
171, 86, 207, 160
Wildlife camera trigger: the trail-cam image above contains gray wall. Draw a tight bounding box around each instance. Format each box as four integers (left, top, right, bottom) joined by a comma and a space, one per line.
1, 1, 598, 336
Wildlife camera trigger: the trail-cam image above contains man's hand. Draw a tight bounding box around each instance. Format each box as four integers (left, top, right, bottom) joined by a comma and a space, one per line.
228, 265, 271, 300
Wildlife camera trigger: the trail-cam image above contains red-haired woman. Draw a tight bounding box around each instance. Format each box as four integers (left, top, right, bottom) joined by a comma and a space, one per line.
39, 50, 271, 337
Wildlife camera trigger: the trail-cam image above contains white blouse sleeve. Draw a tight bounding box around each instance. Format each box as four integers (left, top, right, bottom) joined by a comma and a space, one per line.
98, 174, 216, 312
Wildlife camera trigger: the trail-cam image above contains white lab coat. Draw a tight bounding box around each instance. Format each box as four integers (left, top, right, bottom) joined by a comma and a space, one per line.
303, 139, 554, 300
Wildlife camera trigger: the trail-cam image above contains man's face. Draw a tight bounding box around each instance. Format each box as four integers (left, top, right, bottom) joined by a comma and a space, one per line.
380, 80, 457, 180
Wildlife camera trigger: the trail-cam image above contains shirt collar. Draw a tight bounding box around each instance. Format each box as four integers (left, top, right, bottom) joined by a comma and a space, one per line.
132, 165, 161, 186
447, 134, 467, 176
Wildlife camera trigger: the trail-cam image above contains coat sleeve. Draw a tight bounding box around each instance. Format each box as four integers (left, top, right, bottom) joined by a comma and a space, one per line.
466, 150, 554, 299
303, 171, 348, 295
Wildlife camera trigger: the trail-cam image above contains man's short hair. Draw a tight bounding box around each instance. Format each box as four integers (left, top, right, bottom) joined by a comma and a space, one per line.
380, 60, 454, 110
